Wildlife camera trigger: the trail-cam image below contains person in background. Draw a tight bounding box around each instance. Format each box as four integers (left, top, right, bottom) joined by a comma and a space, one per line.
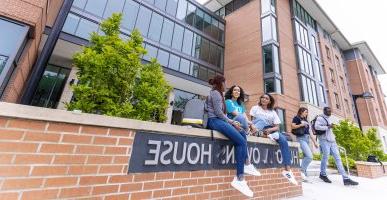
315, 107, 359, 186
206, 75, 261, 197
291, 107, 318, 182
225, 85, 257, 134
250, 93, 298, 185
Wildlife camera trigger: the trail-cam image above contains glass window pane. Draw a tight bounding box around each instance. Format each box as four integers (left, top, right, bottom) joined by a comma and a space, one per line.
311, 81, 318, 105
261, 0, 270, 14
191, 63, 199, 77
176, 0, 188, 21
122, 0, 139, 31
307, 53, 313, 76
103, 0, 125, 18
182, 29, 193, 55
262, 16, 271, 42
271, 0, 276, 13
166, 0, 178, 16
73, 0, 87, 9
319, 85, 326, 104
265, 79, 274, 93
218, 22, 224, 42
143, 44, 158, 61
85, 0, 107, 17
192, 34, 201, 58
135, 6, 152, 36
185, 3, 196, 26
62, 13, 80, 34
209, 42, 218, 66
271, 16, 277, 41
157, 49, 169, 67
0, 56, 8, 74
210, 18, 219, 39
208, 69, 215, 80
180, 58, 190, 74
273, 45, 280, 73
198, 66, 208, 81
203, 13, 212, 35
160, 18, 174, 46
155, 0, 167, 11
172, 24, 184, 50
199, 38, 210, 63
219, 46, 224, 69
148, 12, 163, 42
143, 0, 154, 4
75, 18, 99, 39
297, 47, 304, 70
263, 45, 273, 73
168, 54, 180, 71
301, 76, 308, 102
195, 9, 204, 31
311, 35, 318, 56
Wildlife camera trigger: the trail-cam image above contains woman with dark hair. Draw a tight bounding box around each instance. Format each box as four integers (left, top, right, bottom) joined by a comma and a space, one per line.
249, 93, 298, 185
224, 85, 256, 133
291, 107, 318, 182
206, 75, 260, 198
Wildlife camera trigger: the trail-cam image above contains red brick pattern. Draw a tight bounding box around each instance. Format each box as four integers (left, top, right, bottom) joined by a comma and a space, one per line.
0, 117, 302, 199
356, 163, 387, 179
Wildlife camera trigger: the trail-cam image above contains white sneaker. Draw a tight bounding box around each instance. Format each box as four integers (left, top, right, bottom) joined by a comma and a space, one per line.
301, 172, 306, 180
244, 164, 261, 176
282, 170, 298, 185
231, 177, 254, 198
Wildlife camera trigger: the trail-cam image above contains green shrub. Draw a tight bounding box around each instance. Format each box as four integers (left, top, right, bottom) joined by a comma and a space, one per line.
66, 13, 171, 122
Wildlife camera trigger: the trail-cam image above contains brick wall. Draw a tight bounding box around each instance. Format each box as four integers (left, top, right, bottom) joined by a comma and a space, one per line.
0, 103, 303, 199
356, 161, 387, 179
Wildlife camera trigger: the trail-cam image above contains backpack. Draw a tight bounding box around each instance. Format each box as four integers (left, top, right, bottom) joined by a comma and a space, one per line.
311, 115, 329, 135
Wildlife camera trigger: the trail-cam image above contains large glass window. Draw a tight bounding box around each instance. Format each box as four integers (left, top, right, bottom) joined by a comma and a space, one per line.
191, 63, 199, 78
218, 22, 225, 42
185, 3, 196, 26
135, 6, 152, 36
209, 42, 219, 66
147, 12, 163, 42
171, 89, 201, 125
182, 29, 193, 55
103, 0, 125, 18
203, 13, 212, 35
261, 0, 276, 14
262, 15, 277, 42
62, 13, 80, 34
264, 78, 274, 93
143, 44, 158, 61
157, 49, 169, 67
0, 56, 7, 74
210, 19, 219, 40
179, 58, 190, 75
198, 66, 208, 81
176, 0, 188, 21
73, 0, 87, 9
318, 85, 326, 104
84, 0, 107, 17
122, 0, 139, 31
75, 18, 99, 39
31, 65, 70, 108
276, 108, 286, 132
168, 54, 180, 71
171, 24, 184, 50
166, 0, 178, 16
263, 44, 279, 73
194, 9, 204, 31
155, 0, 167, 11
160, 18, 174, 46
199, 38, 210, 63
192, 34, 201, 58
295, 21, 309, 49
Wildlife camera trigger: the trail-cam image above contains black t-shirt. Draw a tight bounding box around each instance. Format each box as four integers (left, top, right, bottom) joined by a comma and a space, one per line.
292, 116, 309, 135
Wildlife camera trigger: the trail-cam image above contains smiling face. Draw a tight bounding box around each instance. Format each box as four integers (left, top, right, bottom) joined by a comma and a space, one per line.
232, 86, 241, 99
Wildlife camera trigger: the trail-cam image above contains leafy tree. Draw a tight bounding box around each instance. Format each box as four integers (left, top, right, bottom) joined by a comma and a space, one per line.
66, 13, 171, 122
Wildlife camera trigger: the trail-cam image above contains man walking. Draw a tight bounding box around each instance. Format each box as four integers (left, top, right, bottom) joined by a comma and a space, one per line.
315, 107, 358, 186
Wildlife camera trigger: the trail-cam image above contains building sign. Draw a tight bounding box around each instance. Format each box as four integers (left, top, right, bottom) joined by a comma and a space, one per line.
128, 131, 300, 173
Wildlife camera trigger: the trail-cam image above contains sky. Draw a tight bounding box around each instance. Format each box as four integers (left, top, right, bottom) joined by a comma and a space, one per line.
197, 0, 387, 100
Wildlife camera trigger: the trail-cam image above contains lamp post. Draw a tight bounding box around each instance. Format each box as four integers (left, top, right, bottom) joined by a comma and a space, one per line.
352, 91, 374, 131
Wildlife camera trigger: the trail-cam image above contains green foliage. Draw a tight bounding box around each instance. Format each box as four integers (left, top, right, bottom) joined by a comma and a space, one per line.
66, 13, 171, 122
333, 120, 387, 162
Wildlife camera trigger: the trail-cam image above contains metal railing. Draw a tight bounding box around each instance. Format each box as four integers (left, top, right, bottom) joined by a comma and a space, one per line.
338, 145, 350, 176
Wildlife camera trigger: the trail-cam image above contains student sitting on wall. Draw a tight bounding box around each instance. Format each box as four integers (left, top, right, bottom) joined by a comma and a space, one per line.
249, 93, 298, 185
224, 85, 257, 134
206, 75, 260, 197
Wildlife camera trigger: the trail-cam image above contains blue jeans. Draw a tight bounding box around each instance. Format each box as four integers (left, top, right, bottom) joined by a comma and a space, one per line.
233, 114, 249, 131
297, 134, 313, 176
207, 117, 247, 177
319, 139, 348, 179
277, 133, 291, 167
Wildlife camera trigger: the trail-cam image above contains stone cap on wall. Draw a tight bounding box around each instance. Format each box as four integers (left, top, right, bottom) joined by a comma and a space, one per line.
0, 102, 299, 147
355, 161, 387, 166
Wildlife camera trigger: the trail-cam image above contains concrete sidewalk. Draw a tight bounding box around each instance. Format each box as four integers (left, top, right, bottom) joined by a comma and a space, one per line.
289, 175, 387, 200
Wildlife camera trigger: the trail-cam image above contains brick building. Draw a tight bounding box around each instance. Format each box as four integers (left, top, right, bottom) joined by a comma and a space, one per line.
0, 0, 387, 151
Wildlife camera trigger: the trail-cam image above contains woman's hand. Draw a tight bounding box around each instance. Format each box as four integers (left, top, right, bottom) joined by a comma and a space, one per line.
231, 121, 242, 131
